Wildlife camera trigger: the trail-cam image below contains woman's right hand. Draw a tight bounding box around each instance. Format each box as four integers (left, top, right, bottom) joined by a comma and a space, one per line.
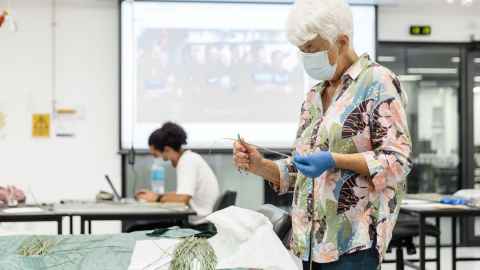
233, 138, 264, 174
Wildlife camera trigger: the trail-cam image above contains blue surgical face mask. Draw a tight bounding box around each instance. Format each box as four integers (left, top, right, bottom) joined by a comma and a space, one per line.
301, 50, 337, 81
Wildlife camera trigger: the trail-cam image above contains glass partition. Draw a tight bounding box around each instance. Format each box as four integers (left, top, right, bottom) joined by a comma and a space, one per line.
472, 55, 480, 189
378, 44, 461, 194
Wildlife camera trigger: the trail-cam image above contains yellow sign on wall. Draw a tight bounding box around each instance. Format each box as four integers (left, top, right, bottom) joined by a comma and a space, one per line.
0, 112, 6, 139
0, 112, 5, 130
32, 114, 50, 138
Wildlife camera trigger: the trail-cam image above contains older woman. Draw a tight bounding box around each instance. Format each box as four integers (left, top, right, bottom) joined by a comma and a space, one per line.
233, 0, 412, 269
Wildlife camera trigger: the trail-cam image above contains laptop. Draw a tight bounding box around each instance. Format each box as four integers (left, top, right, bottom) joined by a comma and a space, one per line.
104, 174, 122, 202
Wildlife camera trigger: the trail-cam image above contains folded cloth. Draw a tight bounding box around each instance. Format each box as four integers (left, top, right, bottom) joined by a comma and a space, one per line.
206, 206, 299, 270
146, 227, 201, 238
145, 223, 217, 238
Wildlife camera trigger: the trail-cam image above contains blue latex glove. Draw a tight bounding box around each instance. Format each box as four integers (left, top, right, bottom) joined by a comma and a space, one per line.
293, 151, 336, 178
440, 197, 468, 205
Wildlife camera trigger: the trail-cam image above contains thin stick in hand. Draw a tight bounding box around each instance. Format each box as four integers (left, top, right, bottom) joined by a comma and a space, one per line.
224, 137, 291, 159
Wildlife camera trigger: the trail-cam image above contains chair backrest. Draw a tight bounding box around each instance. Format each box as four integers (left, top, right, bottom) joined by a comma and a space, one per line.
257, 204, 292, 245
213, 190, 237, 212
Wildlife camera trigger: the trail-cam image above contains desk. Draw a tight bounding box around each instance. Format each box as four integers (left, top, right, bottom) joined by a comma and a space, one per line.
401, 204, 480, 270
54, 202, 196, 234
0, 202, 195, 235
0, 206, 64, 234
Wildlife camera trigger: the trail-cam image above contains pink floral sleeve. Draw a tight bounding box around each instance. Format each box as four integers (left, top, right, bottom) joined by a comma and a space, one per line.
362, 74, 412, 192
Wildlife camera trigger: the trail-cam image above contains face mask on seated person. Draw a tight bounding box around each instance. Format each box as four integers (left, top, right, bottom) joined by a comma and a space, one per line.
301, 49, 337, 81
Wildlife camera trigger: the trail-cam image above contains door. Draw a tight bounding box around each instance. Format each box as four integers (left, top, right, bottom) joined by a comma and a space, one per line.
465, 49, 480, 245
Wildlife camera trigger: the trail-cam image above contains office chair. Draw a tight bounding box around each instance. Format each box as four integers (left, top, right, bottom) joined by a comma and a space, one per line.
257, 204, 292, 247
387, 213, 440, 270
191, 190, 238, 233
212, 190, 237, 212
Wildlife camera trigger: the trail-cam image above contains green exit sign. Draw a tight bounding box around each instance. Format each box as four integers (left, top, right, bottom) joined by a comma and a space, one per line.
410, 25, 431, 36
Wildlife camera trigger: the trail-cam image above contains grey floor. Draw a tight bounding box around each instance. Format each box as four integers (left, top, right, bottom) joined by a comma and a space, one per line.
382, 247, 480, 270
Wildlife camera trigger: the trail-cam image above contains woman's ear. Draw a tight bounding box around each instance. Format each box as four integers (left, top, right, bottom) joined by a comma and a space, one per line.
336, 34, 351, 54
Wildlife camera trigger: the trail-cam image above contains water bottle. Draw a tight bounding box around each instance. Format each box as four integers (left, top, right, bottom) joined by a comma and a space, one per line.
150, 160, 165, 194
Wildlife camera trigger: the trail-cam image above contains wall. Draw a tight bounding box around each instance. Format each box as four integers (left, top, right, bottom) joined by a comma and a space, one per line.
378, 2, 480, 42
0, 0, 120, 234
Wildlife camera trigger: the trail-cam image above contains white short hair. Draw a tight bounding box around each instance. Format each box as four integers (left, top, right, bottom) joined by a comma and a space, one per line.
286, 0, 353, 47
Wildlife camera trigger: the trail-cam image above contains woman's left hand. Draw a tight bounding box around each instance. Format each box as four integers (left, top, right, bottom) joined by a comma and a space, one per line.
135, 190, 160, 203
293, 151, 336, 178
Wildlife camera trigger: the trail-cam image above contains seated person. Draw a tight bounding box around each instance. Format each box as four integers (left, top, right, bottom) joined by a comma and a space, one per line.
133, 122, 220, 230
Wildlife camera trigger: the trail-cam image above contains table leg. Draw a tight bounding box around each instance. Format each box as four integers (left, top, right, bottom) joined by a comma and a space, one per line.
435, 217, 440, 270
419, 214, 426, 270
80, 217, 85, 234
69, 216, 73, 235
88, 220, 92, 234
57, 217, 63, 235
395, 245, 404, 270
452, 217, 457, 270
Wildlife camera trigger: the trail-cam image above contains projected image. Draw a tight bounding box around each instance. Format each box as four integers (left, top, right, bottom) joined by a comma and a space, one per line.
136, 28, 304, 123
121, 2, 375, 149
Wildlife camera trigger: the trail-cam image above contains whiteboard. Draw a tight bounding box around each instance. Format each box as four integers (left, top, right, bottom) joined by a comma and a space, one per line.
121, 1, 376, 150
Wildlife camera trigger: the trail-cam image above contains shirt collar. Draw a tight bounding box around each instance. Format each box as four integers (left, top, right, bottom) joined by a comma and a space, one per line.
313, 54, 372, 94
341, 53, 372, 82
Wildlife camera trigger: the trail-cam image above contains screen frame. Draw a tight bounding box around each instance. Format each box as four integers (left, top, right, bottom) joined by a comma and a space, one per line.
118, 0, 378, 152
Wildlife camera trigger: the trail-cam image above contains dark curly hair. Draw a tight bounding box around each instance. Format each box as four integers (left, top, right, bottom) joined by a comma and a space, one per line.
148, 122, 187, 152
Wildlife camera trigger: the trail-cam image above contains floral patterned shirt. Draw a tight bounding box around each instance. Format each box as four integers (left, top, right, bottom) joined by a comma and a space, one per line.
274, 54, 412, 264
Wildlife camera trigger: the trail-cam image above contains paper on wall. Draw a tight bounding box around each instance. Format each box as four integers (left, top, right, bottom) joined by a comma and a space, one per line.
32, 113, 50, 138
54, 105, 85, 138
0, 101, 6, 140
0, 111, 5, 140
206, 206, 300, 270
